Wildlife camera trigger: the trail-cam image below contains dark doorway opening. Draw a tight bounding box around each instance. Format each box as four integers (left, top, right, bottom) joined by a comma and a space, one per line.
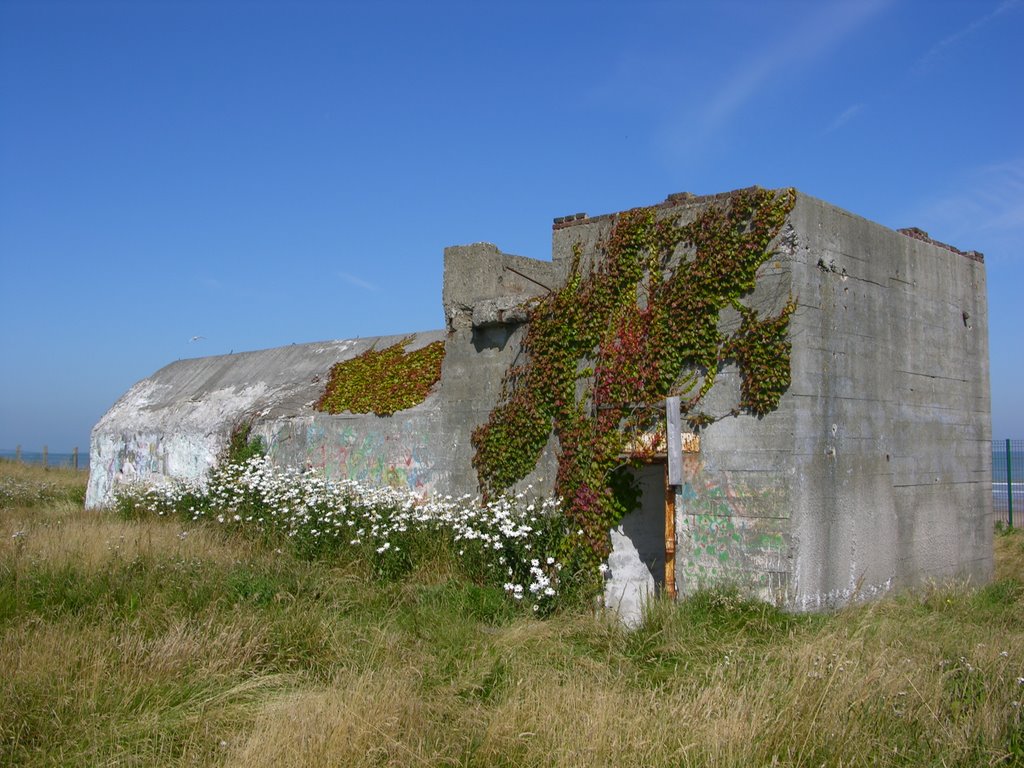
619, 462, 668, 592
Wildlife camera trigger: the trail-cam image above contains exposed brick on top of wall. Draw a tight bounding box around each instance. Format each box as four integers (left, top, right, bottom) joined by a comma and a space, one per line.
551, 189, 987, 266
552, 212, 588, 227
898, 227, 985, 263
551, 186, 771, 231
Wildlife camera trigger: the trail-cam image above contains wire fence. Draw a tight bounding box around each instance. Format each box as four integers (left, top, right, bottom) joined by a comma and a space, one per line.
0, 447, 89, 471
993, 439, 1022, 528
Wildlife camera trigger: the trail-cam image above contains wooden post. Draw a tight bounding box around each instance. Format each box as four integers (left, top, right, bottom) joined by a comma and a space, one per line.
42, 445, 47, 468
73, 446, 79, 470
664, 461, 677, 600
15, 445, 21, 462
664, 397, 681, 600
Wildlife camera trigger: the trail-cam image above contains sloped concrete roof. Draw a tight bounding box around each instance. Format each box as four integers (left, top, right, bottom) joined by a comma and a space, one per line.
93, 331, 447, 434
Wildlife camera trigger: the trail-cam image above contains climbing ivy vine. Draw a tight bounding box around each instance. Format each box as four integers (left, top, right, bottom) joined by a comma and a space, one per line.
471, 187, 797, 567
315, 337, 446, 417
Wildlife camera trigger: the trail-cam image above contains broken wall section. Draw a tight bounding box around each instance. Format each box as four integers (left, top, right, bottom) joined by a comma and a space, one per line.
87, 239, 568, 510
440, 242, 567, 495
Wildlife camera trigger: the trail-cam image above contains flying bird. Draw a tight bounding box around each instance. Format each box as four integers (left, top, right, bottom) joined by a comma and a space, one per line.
189, 335, 206, 343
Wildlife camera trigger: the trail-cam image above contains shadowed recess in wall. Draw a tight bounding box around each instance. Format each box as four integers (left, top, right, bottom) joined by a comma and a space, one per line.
315, 337, 446, 417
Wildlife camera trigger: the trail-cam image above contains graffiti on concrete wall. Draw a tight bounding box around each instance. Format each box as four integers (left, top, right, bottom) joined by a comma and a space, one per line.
265, 419, 439, 492
86, 432, 217, 506
676, 454, 792, 603
86, 418, 440, 508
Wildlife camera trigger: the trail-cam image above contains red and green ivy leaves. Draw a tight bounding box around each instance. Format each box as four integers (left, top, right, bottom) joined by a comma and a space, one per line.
472, 187, 797, 565
725, 301, 797, 416
315, 337, 446, 417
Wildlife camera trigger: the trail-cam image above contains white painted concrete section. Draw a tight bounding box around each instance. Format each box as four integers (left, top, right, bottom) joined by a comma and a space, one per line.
604, 525, 656, 629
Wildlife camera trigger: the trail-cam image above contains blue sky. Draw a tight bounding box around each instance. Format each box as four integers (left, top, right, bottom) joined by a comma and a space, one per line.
1, 0, 1022, 451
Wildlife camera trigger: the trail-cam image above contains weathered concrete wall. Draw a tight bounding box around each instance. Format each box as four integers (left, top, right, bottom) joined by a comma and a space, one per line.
551, 192, 799, 606
551, 189, 991, 610
88, 242, 565, 509
785, 194, 992, 608
440, 242, 565, 494
87, 332, 451, 507
88, 187, 992, 615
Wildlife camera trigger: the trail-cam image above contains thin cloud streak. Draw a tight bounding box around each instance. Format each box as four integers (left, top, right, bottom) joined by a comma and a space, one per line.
905, 157, 1024, 259
664, 0, 892, 159
915, 0, 1021, 72
826, 103, 864, 133
338, 271, 377, 291
826, 1, 1017, 141
703, 0, 888, 126
974, 158, 1024, 233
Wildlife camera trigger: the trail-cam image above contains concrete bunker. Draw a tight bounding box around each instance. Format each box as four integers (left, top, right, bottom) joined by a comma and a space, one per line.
87, 187, 993, 615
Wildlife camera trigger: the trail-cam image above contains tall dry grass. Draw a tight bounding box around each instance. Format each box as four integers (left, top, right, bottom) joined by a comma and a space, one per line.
224, 590, 1023, 767
2, 461, 1021, 767
0, 458, 87, 510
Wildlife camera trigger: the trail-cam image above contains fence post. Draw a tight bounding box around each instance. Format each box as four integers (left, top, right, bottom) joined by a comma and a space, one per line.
1008, 439, 1014, 529
15, 445, 20, 462
42, 445, 47, 469
73, 447, 79, 470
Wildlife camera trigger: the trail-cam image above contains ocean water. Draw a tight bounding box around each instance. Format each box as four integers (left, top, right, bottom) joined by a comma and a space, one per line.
991, 443, 1022, 525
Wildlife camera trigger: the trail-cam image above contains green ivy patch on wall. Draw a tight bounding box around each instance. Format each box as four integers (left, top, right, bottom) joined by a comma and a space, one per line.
471, 187, 797, 569
315, 337, 446, 417
224, 422, 266, 464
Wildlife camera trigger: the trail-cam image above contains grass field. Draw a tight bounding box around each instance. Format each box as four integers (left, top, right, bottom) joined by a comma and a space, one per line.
1, 459, 1022, 767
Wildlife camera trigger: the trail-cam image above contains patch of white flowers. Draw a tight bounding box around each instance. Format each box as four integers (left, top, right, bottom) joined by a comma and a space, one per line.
117, 455, 564, 612
0, 478, 66, 508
